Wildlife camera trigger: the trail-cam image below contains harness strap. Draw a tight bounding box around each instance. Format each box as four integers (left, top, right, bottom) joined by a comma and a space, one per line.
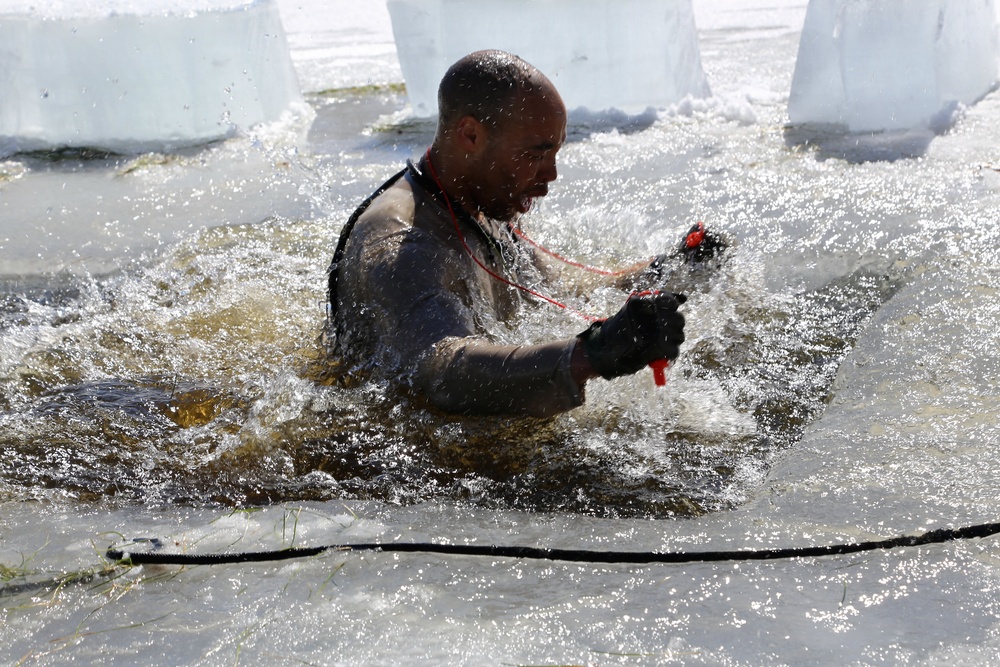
326, 167, 408, 330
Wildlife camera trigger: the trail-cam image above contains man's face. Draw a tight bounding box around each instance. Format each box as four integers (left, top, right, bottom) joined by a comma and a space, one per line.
470, 90, 567, 222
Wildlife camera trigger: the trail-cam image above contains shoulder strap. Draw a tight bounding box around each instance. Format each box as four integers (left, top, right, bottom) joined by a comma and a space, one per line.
327, 166, 408, 325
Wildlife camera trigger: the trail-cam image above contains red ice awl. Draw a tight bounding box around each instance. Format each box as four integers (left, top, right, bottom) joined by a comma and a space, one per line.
627, 289, 677, 387
684, 221, 707, 250
649, 358, 669, 386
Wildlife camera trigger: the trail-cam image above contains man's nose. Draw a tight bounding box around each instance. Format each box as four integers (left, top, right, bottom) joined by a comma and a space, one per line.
539, 155, 558, 183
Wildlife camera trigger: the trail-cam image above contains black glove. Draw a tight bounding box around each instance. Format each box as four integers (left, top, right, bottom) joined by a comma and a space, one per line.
645, 253, 670, 281
678, 221, 726, 263
579, 291, 687, 379
642, 223, 727, 283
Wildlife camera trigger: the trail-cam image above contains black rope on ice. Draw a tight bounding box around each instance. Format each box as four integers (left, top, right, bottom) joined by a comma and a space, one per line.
0, 569, 115, 599
105, 520, 1000, 567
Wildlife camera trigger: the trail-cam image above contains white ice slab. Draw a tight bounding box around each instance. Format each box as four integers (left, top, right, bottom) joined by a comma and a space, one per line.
386, 0, 710, 118
0, 0, 302, 155
788, 0, 1000, 132
275, 0, 401, 93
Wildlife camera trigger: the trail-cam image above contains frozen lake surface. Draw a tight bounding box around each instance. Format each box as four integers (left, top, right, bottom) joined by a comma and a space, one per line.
3, 1, 1000, 665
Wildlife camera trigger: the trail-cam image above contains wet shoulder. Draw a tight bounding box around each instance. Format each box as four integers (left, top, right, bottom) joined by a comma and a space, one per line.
353, 174, 418, 240
352, 170, 458, 252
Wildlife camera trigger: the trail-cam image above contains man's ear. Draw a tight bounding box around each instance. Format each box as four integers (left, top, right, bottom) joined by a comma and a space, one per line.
455, 115, 487, 155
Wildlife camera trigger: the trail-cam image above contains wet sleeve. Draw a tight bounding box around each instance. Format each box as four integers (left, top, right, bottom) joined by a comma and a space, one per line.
417, 336, 584, 418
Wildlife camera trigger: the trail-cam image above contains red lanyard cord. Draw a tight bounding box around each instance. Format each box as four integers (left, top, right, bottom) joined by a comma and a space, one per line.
509, 226, 651, 277
423, 150, 601, 323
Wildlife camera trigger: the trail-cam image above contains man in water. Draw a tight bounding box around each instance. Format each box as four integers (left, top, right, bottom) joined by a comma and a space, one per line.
328, 50, 688, 417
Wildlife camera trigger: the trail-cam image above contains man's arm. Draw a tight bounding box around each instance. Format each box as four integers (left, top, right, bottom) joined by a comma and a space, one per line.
417, 335, 586, 417
347, 223, 591, 418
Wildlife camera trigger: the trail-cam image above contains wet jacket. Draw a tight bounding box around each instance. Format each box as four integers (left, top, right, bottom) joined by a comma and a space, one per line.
328, 161, 585, 417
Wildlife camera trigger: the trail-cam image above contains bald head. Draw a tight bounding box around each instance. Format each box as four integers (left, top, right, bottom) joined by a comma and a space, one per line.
428, 50, 566, 222
437, 50, 562, 133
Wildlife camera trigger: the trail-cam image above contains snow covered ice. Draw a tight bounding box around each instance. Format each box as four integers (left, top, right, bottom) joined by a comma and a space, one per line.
789, 0, 1000, 132
0, 0, 302, 155
386, 0, 710, 117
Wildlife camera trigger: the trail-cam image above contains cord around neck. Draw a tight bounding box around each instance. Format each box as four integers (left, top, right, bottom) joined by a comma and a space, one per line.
421, 149, 600, 322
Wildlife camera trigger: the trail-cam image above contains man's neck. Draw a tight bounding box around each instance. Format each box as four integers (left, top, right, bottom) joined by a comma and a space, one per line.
424, 146, 483, 222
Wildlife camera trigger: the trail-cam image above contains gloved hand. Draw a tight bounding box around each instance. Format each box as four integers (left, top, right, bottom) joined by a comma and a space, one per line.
579, 291, 687, 379
678, 221, 726, 263
641, 223, 727, 284
644, 253, 669, 281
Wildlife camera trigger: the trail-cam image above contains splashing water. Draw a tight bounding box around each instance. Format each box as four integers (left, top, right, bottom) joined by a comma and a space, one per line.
0, 166, 889, 517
